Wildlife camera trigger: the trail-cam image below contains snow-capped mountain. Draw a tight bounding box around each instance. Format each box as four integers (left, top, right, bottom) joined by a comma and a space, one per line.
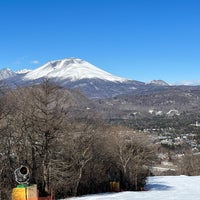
23, 58, 127, 82
0, 58, 171, 98
0, 68, 16, 80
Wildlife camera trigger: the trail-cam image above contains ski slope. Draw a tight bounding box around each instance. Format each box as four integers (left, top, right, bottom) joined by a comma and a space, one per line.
64, 176, 200, 200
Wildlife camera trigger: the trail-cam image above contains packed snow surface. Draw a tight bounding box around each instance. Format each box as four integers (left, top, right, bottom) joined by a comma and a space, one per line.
23, 58, 127, 82
64, 176, 200, 200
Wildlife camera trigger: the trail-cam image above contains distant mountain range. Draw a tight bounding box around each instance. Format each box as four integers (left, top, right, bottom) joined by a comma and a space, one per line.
1, 57, 200, 130
0, 58, 171, 98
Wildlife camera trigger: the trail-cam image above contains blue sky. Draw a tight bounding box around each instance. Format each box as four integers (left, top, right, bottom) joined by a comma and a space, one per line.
0, 0, 200, 84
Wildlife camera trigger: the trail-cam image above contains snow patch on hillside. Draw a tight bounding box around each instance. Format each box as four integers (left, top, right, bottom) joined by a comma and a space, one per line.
167, 109, 180, 116
16, 69, 32, 74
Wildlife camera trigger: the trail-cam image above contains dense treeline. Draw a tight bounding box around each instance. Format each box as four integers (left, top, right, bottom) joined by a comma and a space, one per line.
0, 81, 155, 199
109, 113, 200, 133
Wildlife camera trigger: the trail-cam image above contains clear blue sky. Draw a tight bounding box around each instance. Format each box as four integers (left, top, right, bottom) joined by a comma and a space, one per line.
0, 0, 200, 85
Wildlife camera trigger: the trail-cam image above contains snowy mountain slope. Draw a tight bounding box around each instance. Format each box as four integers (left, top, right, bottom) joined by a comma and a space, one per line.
0, 58, 172, 98
16, 69, 32, 74
65, 176, 200, 200
23, 58, 127, 82
0, 68, 16, 80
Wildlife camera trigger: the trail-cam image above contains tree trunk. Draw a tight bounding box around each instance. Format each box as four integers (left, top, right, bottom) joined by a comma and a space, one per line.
74, 166, 84, 196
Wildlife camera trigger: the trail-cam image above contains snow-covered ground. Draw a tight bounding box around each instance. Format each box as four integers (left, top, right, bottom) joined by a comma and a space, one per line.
63, 176, 200, 200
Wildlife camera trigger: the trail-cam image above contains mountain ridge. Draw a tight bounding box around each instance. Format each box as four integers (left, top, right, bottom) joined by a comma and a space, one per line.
0, 57, 175, 98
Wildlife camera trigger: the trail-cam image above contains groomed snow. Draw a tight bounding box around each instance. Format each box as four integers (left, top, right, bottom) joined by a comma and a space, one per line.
63, 176, 200, 200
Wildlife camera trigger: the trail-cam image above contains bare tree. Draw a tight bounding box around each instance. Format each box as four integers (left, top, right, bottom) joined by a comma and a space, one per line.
0, 82, 157, 198
179, 152, 200, 175
2, 81, 68, 196
0, 87, 22, 199
51, 118, 101, 197
106, 126, 155, 190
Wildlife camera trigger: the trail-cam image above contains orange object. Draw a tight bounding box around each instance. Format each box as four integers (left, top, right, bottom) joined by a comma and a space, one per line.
12, 184, 39, 200
12, 188, 26, 200
12, 184, 52, 200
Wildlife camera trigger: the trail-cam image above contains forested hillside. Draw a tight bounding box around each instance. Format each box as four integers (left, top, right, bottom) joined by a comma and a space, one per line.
0, 81, 155, 199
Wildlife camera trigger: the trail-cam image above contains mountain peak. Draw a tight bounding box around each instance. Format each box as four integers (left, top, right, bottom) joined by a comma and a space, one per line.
0, 68, 16, 80
46, 58, 87, 70
148, 80, 169, 86
23, 57, 127, 82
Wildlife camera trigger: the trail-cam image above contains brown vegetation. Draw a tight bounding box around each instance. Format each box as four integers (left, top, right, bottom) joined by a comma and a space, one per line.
179, 152, 200, 176
0, 81, 155, 199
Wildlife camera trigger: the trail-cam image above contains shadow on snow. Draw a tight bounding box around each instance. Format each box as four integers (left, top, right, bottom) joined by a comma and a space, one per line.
146, 183, 173, 191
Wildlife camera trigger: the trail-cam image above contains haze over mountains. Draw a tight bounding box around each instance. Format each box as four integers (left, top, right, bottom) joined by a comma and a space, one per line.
0, 58, 171, 98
